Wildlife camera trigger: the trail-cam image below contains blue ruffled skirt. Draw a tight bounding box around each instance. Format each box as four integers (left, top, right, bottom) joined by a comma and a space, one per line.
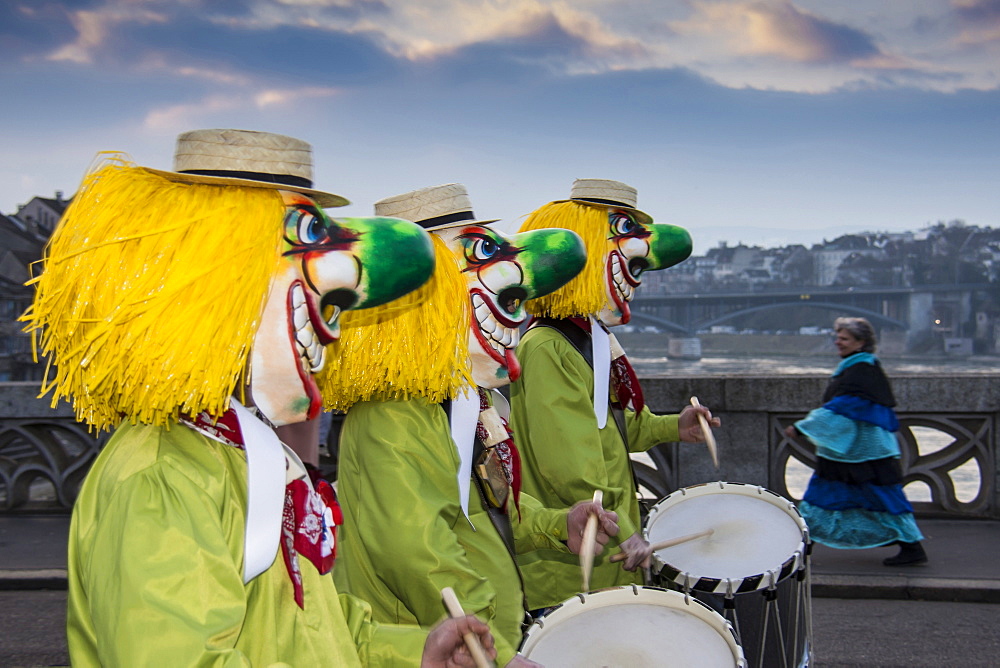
800, 473, 924, 549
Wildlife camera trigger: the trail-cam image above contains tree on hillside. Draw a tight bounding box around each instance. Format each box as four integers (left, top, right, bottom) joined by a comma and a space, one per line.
834, 252, 895, 286
781, 247, 814, 285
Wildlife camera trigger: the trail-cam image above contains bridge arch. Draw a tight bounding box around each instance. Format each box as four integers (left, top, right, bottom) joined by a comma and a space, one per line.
693, 301, 907, 332
626, 311, 692, 335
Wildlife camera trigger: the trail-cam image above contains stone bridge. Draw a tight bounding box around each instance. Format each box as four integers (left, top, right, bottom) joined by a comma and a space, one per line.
628, 283, 991, 344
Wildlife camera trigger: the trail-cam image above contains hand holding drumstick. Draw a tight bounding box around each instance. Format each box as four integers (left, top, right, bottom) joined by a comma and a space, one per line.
610, 529, 715, 563
566, 494, 619, 556
679, 398, 721, 468
440, 587, 496, 668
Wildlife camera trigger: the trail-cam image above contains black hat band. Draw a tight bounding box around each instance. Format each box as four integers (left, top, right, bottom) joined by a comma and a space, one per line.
414, 210, 477, 229
180, 169, 313, 189
578, 197, 632, 208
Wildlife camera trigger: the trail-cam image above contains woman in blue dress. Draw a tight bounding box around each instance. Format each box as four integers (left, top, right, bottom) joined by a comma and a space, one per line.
785, 317, 927, 566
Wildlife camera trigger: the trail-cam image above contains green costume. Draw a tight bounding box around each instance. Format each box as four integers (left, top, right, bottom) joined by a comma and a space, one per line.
67, 421, 427, 667
509, 326, 680, 609
334, 396, 570, 666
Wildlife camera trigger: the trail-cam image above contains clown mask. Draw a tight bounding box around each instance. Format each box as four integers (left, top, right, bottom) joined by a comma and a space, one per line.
251, 192, 434, 424
599, 208, 691, 326
434, 224, 585, 388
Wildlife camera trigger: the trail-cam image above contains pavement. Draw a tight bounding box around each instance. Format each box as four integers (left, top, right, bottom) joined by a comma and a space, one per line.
1, 515, 999, 666
4, 515, 998, 598
808, 517, 1000, 603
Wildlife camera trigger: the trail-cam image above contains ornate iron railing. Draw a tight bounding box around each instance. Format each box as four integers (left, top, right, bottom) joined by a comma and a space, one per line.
771, 413, 994, 518
0, 419, 108, 511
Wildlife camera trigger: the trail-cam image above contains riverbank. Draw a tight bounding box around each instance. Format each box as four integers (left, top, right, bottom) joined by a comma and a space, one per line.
616, 331, 868, 356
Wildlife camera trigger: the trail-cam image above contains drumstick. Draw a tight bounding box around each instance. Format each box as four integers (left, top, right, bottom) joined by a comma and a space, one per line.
579, 489, 603, 591
609, 529, 714, 563
690, 396, 719, 468
441, 587, 493, 668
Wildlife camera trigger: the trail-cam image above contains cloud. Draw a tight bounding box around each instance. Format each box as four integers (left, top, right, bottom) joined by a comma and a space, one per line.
675, 1, 881, 64
142, 84, 341, 130
254, 85, 340, 106
953, 0, 1000, 23
0, 2, 86, 63
47, 4, 167, 64
374, 1, 645, 67
413, 10, 649, 85
13, 0, 1000, 99
143, 94, 243, 131
952, 0, 1000, 46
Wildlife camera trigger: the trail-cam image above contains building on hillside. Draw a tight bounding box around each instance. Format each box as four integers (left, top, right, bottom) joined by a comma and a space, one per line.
14, 192, 69, 239
812, 235, 882, 286
0, 201, 57, 381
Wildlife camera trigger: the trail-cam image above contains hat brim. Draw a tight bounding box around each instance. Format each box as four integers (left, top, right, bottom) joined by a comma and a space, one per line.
145, 167, 349, 208
552, 198, 653, 225
425, 218, 501, 232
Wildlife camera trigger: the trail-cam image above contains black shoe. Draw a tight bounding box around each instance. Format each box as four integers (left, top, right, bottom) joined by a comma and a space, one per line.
883, 541, 928, 566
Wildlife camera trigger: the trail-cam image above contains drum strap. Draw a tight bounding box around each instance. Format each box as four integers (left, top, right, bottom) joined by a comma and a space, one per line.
441, 399, 523, 564
441, 400, 529, 613
530, 318, 636, 487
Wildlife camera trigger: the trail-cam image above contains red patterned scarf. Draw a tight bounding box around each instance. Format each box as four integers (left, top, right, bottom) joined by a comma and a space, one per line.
181, 409, 342, 608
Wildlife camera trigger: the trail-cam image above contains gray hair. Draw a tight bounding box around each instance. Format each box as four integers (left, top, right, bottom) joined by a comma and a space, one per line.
834, 317, 877, 353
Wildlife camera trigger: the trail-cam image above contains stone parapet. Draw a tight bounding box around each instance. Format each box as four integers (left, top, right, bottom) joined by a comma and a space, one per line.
2, 378, 998, 517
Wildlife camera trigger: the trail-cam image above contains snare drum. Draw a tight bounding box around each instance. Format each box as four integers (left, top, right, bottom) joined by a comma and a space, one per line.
644, 482, 812, 668
519, 585, 745, 667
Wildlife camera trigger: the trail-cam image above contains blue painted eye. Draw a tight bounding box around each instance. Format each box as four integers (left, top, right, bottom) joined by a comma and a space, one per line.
611, 212, 639, 236
472, 236, 500, 261
287, 208, 327, 244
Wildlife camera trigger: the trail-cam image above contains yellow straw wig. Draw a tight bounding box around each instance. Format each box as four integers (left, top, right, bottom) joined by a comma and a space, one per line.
21, 155, 286, 431
518, 201, 610, 318
316, 235, 472, 410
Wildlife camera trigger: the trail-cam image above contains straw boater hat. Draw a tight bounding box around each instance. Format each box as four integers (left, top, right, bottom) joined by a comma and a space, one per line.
557, 178, 652, 225
146, 128, 348, 208
374, 183, 498, 230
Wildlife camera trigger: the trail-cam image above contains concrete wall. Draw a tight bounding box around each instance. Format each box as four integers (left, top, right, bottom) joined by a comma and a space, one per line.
0, 382, 74, 419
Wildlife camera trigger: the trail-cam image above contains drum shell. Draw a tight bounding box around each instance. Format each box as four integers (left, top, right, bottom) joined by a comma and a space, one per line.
643, 482, 812, 668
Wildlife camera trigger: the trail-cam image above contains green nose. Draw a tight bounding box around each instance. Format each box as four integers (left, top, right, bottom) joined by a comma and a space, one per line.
646, 223, 693, 271
510, 228, 587, 300
330, 216, 435, 309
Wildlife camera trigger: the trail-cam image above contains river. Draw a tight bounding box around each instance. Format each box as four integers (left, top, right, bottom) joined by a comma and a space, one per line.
624, 351, 1000, 377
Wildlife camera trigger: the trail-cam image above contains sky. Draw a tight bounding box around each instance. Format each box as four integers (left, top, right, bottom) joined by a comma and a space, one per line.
2, 0, 998, 255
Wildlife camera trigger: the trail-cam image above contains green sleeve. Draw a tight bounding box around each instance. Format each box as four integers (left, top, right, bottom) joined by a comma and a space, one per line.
511, 332, 641, 541
339, 594, 427, 668
625, 405, 679, 452
511, 491, 571, 553
72, 464, 253, 667
341, 400, 519, 665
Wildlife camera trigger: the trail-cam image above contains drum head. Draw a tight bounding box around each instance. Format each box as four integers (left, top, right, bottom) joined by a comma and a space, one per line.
520, 586, 744, 667
645, 482, 808, 592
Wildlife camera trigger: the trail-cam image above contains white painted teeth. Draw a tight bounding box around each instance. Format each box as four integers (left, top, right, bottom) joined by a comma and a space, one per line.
611, 258, 635, 302
291, 284, 326, 373
472, 293, 518, 358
